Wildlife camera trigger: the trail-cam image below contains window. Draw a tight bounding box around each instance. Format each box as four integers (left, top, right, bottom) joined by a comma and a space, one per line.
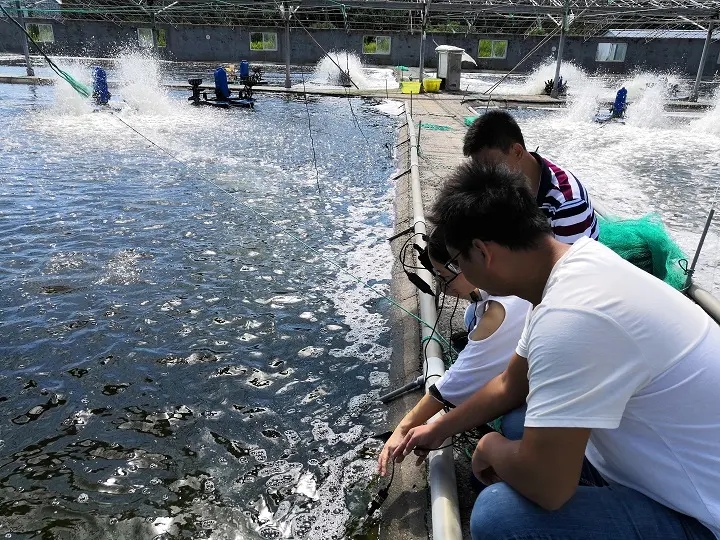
25, 23, 54, 43
250, 32, 277, 51
137, 28, 154, 48
596, 42, 627, 62
362, 36, 391, 55
478, 39, 507, 59
156, 28, 167, 48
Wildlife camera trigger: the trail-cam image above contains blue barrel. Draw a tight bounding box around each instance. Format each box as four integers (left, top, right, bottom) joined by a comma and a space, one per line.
92, 66, 111, 105
239, 60, 250, 79
214, 67, 231, 99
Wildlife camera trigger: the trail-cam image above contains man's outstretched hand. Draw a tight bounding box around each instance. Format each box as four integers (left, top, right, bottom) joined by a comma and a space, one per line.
391, 423, 448, 466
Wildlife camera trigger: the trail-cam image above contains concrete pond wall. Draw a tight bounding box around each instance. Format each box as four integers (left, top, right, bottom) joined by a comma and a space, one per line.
2, 17, 719, 77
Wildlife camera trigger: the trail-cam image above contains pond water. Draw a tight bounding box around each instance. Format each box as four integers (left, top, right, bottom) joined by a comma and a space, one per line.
0, 58, 399, 540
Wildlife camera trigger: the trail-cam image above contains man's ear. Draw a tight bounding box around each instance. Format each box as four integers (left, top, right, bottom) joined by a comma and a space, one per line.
511, 142, 524, 161
471, 239, 491, 266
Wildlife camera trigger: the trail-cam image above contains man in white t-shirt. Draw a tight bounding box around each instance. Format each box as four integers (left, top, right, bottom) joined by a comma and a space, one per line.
394, 161, 720, 539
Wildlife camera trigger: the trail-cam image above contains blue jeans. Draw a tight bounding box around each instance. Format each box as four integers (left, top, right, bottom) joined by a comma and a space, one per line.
498, 404, 526, 440
470, 482, 715, 540
473, 405, 713, 539
497, 405, 607, 488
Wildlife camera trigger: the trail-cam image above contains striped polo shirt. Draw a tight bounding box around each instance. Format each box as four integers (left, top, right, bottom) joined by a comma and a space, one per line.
533, 152, 599, 244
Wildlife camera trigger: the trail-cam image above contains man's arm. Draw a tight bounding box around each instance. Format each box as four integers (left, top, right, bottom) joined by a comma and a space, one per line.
551, 198, 598, 244
392, 352, 529, 462
476, 427, 591, 510
378, 393, 444, 476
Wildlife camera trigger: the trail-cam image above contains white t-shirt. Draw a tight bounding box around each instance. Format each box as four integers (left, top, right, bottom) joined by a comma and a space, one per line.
517, 236, 720, 537
434, 294, 530, 407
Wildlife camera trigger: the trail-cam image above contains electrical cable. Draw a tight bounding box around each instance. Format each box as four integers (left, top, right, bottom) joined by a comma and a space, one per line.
299, 64, 323, 195
0, 4, 92, 97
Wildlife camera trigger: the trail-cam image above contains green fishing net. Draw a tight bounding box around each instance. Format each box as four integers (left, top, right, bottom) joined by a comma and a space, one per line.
598, 214, 688, 290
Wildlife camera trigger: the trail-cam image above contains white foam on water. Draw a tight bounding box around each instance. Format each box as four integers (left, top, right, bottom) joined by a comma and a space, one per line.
373, 99, 405, 117
326, 201, 393, 366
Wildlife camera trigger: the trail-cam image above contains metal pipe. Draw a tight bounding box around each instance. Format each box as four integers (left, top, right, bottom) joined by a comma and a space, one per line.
684, 208, 714, 290
550, 0, 569, 99
406, 108, 462, 540
15, 1, 34, 77
688, 284, 720, 325
690, 21, 714, 102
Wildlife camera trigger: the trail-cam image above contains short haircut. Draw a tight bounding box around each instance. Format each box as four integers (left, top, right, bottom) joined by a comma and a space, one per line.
427, 223, 451, 263
463, 110, 526, 157
429, 162, 551, 254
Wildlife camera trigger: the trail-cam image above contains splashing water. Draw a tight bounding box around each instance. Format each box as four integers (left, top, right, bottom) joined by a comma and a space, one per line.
52, 57, 96, 114
309, 51, 398, 90
563, 68, 604, 121
113, 50, 174, 114
50, 51, 174, 115
624, 75, 668, 129
691, 88, 720, 135
521, 59, 591, 96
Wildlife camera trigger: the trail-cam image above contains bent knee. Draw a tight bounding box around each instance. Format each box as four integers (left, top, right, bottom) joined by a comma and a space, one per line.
470, 483, 532, 540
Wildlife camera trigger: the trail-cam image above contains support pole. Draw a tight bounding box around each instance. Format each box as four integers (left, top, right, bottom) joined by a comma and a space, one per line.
550, 0, 569, 99
15, 1, 34, 77
418, 0, 430, 92
690, 21, 714, 102
282, 4, 292, 89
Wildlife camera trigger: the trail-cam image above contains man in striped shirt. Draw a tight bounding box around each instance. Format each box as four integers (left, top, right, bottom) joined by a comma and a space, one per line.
464, 111, 598, 244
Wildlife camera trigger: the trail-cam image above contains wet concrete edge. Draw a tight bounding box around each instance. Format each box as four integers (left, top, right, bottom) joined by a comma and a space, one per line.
377, 117, 431, 540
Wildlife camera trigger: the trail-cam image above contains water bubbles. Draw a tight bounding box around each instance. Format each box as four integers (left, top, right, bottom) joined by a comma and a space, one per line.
297, 346, 324, 358
258, 526, 281, 539
150, 477, 162, 485
368, 371, 390, 388
250, 448, 267, 462
284, 430, 300, 445
77, 493, 89, 503
307, 459, 319, 466
204, 480, 215, 492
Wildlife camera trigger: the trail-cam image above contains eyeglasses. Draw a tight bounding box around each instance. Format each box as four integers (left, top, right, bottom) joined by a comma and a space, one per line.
432, 268, 459, 287
444, 252, 463, 278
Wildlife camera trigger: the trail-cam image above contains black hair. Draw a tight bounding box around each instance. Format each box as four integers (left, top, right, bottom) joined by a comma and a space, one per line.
428, 161, 551, 255
427, 223, 451, 264
463, 110, 526, 157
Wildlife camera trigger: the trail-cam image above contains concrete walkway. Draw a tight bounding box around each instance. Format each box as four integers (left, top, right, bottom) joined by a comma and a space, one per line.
380, 94, 480, 540
2, 75, 714, 111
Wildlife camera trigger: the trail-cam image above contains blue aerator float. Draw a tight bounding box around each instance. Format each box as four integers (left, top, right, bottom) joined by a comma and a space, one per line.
188, 62, 263, 109
594, 87, 628, 123
92, 66, 111, 105
90, 66, 123, 112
